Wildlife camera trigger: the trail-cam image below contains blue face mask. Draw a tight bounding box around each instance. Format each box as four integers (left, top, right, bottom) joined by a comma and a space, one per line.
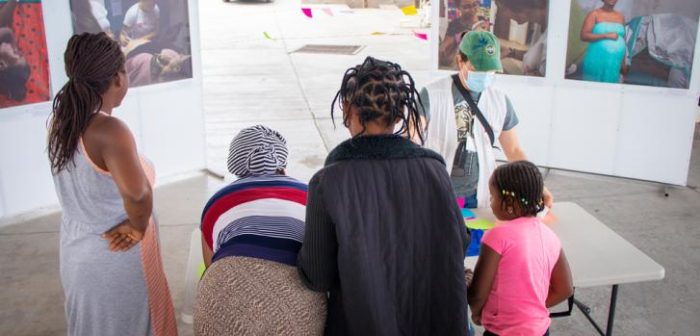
465, 71, 495, 92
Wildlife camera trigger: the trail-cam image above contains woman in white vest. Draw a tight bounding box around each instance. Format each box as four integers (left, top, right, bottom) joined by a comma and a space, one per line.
419, 31, 553, 209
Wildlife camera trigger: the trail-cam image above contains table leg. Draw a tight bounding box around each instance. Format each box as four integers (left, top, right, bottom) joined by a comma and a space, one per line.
606, 285, 619, 336
572, 285, 620, 336
574, 298, 605, 336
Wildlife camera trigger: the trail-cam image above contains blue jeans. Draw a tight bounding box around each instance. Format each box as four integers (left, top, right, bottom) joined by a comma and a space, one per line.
463, 193, 478, 336
462, 193, 481, 257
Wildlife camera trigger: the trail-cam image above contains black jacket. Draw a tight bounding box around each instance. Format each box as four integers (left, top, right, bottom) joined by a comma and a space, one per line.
298, 135, 470, 336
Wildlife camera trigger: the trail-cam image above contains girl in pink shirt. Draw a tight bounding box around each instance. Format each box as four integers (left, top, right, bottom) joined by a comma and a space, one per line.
468, 161, 573, 336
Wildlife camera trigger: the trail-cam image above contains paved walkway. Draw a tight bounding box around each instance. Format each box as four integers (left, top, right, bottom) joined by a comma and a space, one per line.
200, 0, 430, 181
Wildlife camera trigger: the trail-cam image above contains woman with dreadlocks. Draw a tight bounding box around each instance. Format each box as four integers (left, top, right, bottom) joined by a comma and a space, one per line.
47, 33, 177, 336
468, 161, 572, 335
297, 56, 469, 335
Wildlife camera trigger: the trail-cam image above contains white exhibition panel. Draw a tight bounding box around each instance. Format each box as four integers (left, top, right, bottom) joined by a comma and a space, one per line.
0, 0, 205, 220
548, 84, 623, 176
430, 0, 700, 186
493, 77, 554, 165
614, 90, 696, 183
0, 109, 60, 219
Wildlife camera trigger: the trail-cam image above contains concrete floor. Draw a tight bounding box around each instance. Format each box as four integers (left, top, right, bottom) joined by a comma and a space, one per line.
1, 0, 699, 334
2, 132, 698, 335
4, 129, 698, 335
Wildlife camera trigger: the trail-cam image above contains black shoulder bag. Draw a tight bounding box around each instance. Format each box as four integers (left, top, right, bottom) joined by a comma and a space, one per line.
451, 74, 498, 149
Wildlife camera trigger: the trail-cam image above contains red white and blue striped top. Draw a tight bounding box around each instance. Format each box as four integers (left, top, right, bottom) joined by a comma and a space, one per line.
201, 175, 308, 266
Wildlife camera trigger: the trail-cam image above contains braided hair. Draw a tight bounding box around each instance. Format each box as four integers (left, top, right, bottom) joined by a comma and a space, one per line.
331, 56, 424, 143
47, 32, 125, 173
491, 160, 545, 217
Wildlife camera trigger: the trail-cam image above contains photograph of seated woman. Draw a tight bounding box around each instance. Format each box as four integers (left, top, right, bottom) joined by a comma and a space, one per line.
69, 0, 193, 87
0, 0, 50, 108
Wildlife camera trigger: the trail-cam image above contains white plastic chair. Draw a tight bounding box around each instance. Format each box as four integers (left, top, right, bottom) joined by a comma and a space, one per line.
181, 228, 204, 324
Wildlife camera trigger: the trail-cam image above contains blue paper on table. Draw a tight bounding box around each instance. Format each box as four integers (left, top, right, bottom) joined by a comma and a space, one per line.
466, 229, 485, 257
461, 208, 476, 219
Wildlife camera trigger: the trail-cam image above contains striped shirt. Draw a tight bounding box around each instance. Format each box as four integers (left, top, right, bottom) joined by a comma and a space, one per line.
201, 175, 307, 266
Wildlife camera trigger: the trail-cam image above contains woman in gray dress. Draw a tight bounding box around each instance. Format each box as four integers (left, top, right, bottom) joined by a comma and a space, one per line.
47, 32, 177, 336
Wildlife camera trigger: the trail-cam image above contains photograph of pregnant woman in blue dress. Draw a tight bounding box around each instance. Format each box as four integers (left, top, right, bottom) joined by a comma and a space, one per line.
565, 0, 700, 89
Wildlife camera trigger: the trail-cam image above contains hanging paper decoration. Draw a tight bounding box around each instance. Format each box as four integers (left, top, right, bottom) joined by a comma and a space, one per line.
301, 7, 313, 18
401, 5, 418, 16
414, 32, 428, 40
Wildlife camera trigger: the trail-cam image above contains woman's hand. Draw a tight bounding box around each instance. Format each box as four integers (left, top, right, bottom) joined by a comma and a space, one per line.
465, 268, 474, 286
103, 219, 145, 252
606, 32, 619, 40
472, 313, 482, 326
543, 186, 554, 209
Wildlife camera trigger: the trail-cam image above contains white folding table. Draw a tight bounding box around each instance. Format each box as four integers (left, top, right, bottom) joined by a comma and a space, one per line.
464, 202, 665, 336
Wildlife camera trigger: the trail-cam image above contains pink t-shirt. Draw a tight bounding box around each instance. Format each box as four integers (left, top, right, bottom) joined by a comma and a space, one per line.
480, 217, 561, 336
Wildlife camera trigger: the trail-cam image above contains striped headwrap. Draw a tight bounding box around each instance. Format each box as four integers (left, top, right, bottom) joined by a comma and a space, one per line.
228, 125, 289, 177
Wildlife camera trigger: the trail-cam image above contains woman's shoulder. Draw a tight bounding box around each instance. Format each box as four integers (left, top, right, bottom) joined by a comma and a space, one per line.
325, 135, 444, 166
613, 11, 625, 23
592, 9, 625, 24
587, 8, 601, 19
83, 113, 135, 151
90, 113, 131, 135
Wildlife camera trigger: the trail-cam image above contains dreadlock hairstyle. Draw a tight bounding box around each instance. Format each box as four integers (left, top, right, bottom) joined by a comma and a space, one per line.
47, 32, 125, 174
331, 56, 425, 143
491, 160, 545, 217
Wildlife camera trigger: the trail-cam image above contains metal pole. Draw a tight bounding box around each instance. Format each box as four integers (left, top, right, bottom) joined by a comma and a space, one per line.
606, 285, 619, 336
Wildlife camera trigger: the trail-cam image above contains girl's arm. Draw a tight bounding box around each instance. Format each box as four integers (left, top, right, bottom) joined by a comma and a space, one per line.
546, 249, 574, 308
468, 244, 501, 325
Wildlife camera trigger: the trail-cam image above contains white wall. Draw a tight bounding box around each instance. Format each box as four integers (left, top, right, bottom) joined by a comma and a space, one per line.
430, 0, 700, 186
0, 0, 206, 221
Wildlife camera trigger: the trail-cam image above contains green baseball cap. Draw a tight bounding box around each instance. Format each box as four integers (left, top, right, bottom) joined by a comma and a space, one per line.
459, 31, 502, 72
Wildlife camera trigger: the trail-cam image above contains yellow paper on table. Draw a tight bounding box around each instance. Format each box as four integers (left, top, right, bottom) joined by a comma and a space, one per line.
401, 5, 418, 16
371, 32, 386, 36
465, 218, 494, 230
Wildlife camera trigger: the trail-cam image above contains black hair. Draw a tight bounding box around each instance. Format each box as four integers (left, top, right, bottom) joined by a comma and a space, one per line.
459, 50, 469, 63
47, 32, 125, 173
491, 160, 545, 217
0, 62, 30, 101
331, 56, 424, 143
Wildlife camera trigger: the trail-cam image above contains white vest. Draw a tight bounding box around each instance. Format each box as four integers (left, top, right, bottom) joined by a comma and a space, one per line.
424, 77, 508, 208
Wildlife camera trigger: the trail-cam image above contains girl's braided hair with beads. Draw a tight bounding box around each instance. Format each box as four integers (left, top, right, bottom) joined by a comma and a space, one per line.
331, 56, 425, 143
491, 160, 545, 217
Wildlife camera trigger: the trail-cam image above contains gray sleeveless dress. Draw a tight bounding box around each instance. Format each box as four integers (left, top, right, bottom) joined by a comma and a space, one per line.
53, 141, 152, 336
